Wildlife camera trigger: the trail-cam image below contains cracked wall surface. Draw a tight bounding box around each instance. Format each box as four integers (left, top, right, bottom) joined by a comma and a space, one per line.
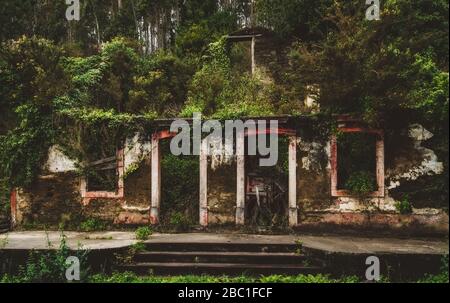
11, 124, 448, 234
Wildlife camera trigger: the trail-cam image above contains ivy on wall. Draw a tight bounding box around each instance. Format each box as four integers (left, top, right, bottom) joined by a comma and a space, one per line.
0, 0, 448, 212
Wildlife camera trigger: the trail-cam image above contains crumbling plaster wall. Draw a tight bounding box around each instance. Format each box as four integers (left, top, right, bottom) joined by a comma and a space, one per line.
295, 124, 447, 233
12, 123, 448, 234
14, 133, 153, 227
207, 160, 236, 225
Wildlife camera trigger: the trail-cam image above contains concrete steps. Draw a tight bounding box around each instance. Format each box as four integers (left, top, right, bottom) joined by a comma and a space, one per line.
133, 251, 307, 264
143, 242, 300, 252
117, 241, 325, 276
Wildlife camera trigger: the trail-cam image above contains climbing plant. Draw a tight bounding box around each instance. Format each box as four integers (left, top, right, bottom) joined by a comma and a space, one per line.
0, 0, 447, 209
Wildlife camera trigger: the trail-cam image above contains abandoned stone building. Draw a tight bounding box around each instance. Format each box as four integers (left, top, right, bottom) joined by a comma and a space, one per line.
8, 113, 448, 235
6, 28, 448, 236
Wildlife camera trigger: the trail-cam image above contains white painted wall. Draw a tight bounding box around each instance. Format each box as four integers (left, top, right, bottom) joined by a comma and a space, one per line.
43, 146, 77, 173
124, 133, 152, 171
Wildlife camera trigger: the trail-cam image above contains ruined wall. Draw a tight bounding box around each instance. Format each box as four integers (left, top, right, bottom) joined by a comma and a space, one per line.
82, 157, 153, 226
14, 173, 82, 228
13, 134, 153, 228
296, 136, 331, 214
207, 161, 236, 225
294, 124, 448, 234
254, 32, 290, 84
117, 157, 152, 225
11, 124, 448, 235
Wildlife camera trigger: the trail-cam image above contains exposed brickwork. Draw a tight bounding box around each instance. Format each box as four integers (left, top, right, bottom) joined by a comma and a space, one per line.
10, 120, 448, 235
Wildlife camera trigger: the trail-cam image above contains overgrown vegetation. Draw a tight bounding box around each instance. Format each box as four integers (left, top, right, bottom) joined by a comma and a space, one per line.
89, 272, 361, 283
135, 226, 152, 241
113, 242, 146, 265
395, 195, 413, 214
345, 171, 377, 196
0, 179, 9, 223
1, 244, 448, 283
337, 132, 378, 195
1, 233, 89, 283
160, 141, 199, 230
418, 255, 449, 283
80, 218, 108, 232
0, 0, 448, 221
88, 268, 448, 283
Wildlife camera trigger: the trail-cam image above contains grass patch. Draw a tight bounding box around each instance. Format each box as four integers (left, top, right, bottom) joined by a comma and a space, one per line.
135, 226, 152, 241
1, 232, 90, 283
79, 218, 107, 232
89, 272, 361, 283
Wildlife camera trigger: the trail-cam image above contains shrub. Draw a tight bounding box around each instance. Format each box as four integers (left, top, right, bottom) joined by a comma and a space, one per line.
89, 273, 361, 283
160, 150, 199, 226
169, 212, 192, 232
135, 226, 152, 241
114, 242, 146, 265
345, 171, 377, 196
79, 218, 107, 232
1, 233, 89, 283
395, 195, 413, 215
418, 255, 449, 283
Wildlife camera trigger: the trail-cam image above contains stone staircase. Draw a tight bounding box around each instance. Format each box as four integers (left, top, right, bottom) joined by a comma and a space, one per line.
118, 241, 325, 276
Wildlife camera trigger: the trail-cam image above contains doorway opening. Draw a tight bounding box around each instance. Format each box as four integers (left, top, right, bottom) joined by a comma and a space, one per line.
159, 139, 199, 230
244, 135, 289, 229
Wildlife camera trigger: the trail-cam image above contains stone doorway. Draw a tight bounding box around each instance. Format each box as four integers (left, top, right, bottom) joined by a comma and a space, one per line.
244, 136, 289, 229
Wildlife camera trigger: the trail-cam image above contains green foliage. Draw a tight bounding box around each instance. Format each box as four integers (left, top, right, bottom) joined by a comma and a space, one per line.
405, 52, 449, 123
288, 0, 449, 126
169, 212, 193, 232
345, 171, 377, 196
79, 218, 107, 232
129, 51, 192, 116
130, 241, 146, 252
0, 37, 66, 188
0, 0, 447, 211
89, 272, 361, 283
114, 241, 147, 265
395, 195, 413, 215
337, 132, 378, 194
182, 37, 274, 118
256, 0, 332, 39
1, 233, 89, 283
135, 226, 152, 241
175, 2, 238, 60
160, 149, 199, 228
0, 179, 9, 217
418, 255, 449, 283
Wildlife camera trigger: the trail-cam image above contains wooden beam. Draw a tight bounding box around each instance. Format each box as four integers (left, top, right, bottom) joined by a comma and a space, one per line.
150, 133, 161, 224
236, 131, 245, 225
199, 139, 208, 226
288, 135, 298, 226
